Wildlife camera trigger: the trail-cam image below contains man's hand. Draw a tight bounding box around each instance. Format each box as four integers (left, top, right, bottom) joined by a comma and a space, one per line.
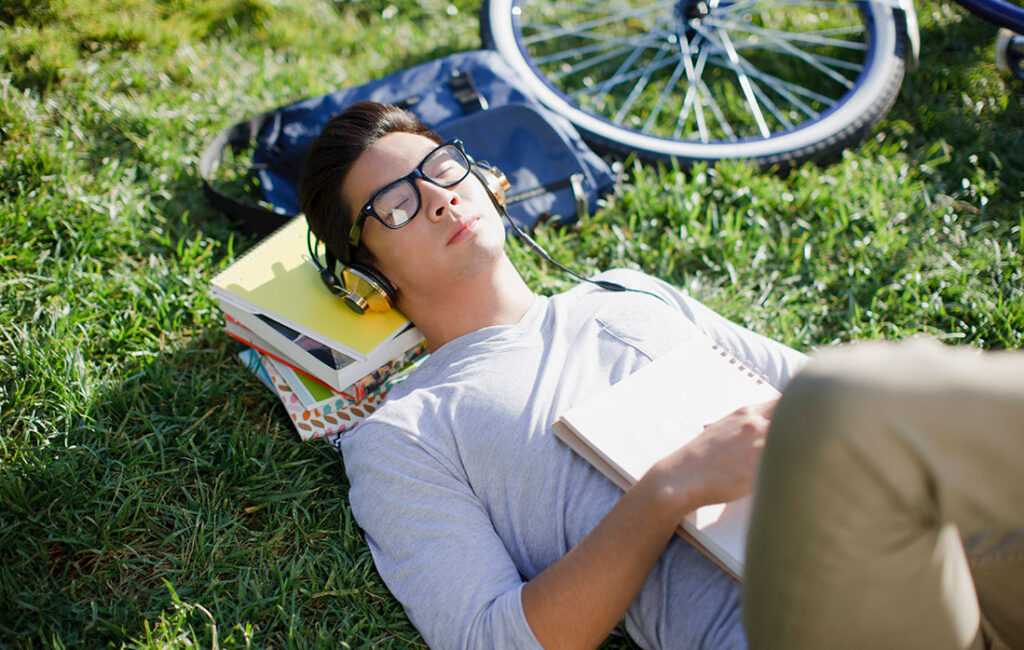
522, 400, 777, 649
647, 400, 777, 520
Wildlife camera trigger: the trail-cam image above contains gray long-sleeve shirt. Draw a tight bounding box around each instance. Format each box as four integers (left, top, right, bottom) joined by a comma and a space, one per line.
340, 270, 806, 649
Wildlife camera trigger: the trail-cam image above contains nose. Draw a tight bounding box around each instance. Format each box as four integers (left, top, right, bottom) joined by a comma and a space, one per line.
417, 178, 459, 223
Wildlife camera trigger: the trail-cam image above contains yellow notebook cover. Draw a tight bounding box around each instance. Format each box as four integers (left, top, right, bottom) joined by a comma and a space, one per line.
210, 216, 410, 359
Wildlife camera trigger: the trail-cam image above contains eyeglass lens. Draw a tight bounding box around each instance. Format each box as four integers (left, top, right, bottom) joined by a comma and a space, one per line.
372, 144, 470, 226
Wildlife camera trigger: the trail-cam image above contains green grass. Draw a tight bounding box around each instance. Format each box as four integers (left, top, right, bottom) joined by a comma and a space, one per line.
1, 0, 1021, 647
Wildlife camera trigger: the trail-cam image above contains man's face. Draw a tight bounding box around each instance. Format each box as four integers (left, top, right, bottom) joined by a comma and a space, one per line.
341, 132, 507, 302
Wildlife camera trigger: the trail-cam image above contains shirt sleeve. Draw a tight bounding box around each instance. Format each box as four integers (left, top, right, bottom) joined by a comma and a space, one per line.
340, 421, 545, 650
596, 269, 809, 390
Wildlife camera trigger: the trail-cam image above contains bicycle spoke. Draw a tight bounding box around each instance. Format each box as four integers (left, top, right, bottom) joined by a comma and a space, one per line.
696, 49, 796, 134
793, 25, 869, 38
766, 73, 837, 106
694, 76, 739, 141
574, 44, 678, 100
734, 63, 829, 118
752, 27, 858, 88
687, 18, 843, 118
716, 0, 864, 11
727, 36, 866, 73
672, 47, 738, 141
523, 18, 670, 49
588, 33, 673, 100
711, 18, 868, 52
695, 18, 859, 92
531, 28, 662, 66
674, 31, 713, 142
714, 25, 772, 137
708, 0, 859, 23
520, 4, 666, 46
742, 69, 796, 131
532, 12, 678, 78
534, 2, 627, 13
643, 57, 689, 133
611, 44, 678, 123
538, 0, 645, 10
674, 43, 709, 123
548, 41, 648, 80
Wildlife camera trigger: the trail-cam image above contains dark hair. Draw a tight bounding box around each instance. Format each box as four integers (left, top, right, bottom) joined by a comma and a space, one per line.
298, 101, 442, 264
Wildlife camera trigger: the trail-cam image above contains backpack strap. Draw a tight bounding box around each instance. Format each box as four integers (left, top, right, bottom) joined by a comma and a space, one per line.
198, 110, 292, 236
396, 70, 488, 114
449, 70, 488, 114
506, 173, 588, 221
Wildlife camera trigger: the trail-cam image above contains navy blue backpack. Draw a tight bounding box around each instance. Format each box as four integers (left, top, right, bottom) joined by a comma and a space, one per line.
200, 50, 617, 237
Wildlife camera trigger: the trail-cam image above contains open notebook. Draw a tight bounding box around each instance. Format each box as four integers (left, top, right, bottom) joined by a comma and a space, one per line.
552, 333, 780, 581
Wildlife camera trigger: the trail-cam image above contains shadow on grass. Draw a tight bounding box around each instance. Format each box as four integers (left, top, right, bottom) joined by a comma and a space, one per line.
0, 321, 426, 647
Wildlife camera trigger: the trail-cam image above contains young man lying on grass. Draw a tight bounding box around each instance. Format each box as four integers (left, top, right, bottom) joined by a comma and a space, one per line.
297, 101, 1024, 650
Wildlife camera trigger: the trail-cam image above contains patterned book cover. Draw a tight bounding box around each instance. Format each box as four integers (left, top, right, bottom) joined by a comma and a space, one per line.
239, 344, 428, 444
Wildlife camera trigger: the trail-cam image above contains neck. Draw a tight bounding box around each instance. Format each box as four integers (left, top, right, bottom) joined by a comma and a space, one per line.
398, 255, 535, 351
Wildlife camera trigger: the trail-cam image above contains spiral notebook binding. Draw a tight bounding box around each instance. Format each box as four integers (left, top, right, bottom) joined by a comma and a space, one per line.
709, 343, 770, 385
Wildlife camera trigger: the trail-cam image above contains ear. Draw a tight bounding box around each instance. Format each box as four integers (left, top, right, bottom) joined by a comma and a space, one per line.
340, 263, 397, 314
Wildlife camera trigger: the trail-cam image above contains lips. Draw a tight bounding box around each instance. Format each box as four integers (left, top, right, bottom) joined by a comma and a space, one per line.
446, 216, 480, 245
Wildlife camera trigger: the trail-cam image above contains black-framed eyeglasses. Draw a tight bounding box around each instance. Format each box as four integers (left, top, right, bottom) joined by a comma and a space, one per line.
347, 139, 472, 249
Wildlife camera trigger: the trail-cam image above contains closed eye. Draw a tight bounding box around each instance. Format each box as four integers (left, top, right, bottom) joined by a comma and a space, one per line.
432, 160, 467, 184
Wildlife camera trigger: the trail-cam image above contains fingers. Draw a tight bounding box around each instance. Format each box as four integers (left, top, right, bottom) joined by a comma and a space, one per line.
739, 399, 778, 419
704, 399, 778, 431
723, 402, 775, 452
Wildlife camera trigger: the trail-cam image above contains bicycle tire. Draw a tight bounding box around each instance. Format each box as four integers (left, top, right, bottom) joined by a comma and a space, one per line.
481, 0, 907, 165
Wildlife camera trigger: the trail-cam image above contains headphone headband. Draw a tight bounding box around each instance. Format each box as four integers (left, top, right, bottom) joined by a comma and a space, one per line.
307, 230, 397, 314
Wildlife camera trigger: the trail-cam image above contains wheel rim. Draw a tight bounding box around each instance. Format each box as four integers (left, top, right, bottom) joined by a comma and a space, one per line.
489, 0, 897, 159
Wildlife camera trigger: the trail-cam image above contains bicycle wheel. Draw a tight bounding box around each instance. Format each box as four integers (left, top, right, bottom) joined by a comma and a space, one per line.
481, 0, 907, 165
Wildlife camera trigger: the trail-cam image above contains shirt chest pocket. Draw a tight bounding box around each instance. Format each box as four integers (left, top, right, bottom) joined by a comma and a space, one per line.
595, 305, 698, 362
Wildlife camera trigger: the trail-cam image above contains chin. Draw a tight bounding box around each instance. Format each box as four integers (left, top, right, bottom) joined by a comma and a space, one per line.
455, 229, 507, 278
455, 247, 501, 279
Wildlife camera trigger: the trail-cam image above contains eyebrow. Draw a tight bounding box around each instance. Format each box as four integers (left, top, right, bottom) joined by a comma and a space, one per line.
364, 161, 415, 206
358, 140, 445, 210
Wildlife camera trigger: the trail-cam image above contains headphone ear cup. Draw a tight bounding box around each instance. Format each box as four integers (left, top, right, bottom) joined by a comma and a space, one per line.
472, 163, 511, 209
341, 264, 397, 314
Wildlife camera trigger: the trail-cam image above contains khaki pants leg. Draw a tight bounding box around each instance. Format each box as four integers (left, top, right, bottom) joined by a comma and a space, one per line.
742, 340, 1024, 650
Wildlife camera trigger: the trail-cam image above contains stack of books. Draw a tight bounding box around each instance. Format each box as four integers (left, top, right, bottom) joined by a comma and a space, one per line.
209, 216, 427, 445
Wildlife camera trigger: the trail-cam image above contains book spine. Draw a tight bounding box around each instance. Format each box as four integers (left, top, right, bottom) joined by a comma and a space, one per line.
222, 304, 424, 393
224, 317, 408, 400
220, 301, 361, 371
223, 324, 342, 395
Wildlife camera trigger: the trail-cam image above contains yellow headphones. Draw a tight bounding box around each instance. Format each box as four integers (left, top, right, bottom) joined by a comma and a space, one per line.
308, 161, 511, 314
